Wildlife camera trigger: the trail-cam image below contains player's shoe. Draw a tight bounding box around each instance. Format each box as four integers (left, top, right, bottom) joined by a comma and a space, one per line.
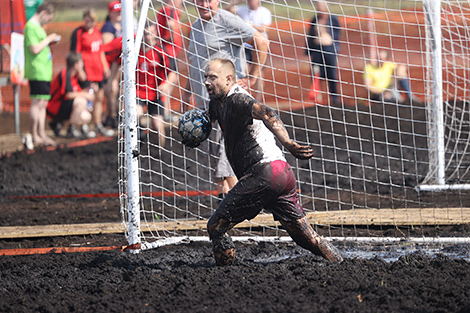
81, 124, 96, 139
96, 124, 114, 137
49, 121, 62, 137
66, 124, 82, 138
213, 247, 236, 266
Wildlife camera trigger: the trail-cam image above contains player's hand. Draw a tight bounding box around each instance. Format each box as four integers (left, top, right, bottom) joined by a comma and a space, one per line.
236, 77, 249, 90
285, 141, 314, 160
48, 33, 61, 45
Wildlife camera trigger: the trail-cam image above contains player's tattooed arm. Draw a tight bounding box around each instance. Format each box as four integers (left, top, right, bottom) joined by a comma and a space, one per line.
252, 102, 313, 160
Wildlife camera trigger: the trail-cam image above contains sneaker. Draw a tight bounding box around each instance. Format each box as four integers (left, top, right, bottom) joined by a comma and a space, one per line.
66, 124, 82, 138
104, 116, 119, 129
81, 124, 96, 139
22, 133, 34, 150
49, 121, 62, 137
96, 124, 114, 137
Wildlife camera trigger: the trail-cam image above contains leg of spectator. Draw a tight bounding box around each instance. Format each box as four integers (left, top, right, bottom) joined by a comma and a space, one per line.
152, 114, 166, 147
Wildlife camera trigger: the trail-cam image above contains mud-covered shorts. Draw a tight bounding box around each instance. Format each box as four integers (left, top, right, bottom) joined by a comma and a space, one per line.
215, 160, 306, 223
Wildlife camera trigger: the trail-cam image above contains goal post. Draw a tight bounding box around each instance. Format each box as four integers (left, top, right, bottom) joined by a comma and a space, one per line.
119, 0, 470, 252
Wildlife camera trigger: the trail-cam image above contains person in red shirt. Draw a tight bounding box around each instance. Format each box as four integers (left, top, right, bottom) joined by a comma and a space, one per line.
102, 1, 123, 129
47, 53, 94, 138
70, 8, 112, 137
156, 0, 183, 120
136, 23, 175, 146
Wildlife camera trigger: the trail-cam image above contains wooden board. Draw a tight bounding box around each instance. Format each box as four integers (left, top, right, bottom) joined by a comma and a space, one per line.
1, 207, 470, 239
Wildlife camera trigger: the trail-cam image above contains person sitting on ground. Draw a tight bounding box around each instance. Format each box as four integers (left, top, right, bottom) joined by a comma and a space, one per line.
46, 53, 94, 138
204, 58, 343, 266
364, 50, 417, 103
136, 23, 176, 146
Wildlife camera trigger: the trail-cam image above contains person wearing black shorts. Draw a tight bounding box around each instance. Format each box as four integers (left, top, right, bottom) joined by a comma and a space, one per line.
204, 58, 343, 265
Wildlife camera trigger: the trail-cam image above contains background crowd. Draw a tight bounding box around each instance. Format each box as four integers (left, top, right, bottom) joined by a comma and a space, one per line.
1, 0, 418, 151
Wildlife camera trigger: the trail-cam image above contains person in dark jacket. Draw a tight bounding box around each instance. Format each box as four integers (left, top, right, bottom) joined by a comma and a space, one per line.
306, 0, 341, 105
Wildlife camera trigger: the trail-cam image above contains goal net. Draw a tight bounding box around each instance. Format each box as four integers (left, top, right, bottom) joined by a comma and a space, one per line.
119, 0, 470, 253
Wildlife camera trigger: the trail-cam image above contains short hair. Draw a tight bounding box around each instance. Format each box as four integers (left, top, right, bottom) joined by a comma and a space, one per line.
36, 2, 55, 14
210, 58, 236, 78
83, 8, 98, 22
66, 53, 82, 69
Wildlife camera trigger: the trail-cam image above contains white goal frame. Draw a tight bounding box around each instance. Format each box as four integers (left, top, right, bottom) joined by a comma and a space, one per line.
119, 0, 470, 252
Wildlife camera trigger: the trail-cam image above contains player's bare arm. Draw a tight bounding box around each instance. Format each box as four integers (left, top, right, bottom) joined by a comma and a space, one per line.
252, 101, 313, 160
237, 31, 269, 89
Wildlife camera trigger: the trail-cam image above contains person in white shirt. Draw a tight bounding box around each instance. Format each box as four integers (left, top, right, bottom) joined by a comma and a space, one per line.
182, 0, 269, 201
236, 0, 271, 100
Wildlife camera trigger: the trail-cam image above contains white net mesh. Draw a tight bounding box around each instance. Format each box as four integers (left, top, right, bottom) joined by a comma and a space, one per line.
119, 0, 470, 249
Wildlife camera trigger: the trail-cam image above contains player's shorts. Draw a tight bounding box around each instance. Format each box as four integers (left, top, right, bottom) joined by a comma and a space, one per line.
214, 160, 306, 223
90, 79, 105, 89
29, 80, 51, 100
50, 99, 74, 122
215, 136, 236, 179
137, 98, 164, 116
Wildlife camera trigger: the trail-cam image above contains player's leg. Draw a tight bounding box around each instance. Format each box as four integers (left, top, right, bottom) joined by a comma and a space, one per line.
279, 217, 343, 262
206, 210, 237, 266
148, 98, 166, 146
207, 171, 264, 266
324, 53, 339, 104
30, 98, 42, 144
215, 136, 238, 200
69, 97, 92, 126
266, 160, 343, 262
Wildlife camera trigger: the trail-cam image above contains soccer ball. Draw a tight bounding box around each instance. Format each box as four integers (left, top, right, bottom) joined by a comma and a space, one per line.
177, 109, 212, 148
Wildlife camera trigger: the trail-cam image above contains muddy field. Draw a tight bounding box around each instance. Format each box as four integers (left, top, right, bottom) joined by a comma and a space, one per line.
1, 101, 470, 312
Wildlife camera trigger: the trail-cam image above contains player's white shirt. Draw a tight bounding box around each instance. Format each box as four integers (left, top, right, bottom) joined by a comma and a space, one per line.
236, 5, 272, 45
219, 85, 286, 177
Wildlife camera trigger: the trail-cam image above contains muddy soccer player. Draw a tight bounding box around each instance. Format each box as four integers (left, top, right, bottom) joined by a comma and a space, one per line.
204, 58, 343, 265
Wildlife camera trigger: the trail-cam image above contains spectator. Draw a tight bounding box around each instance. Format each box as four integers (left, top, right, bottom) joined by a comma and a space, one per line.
364, 50, 417, 103
101, 1, 122, 129
204, 58, 343, 265
70, 8, 112, 137
136, 23, 175, 146
47, 53, 93, 138
24, 2, 60, 148
236, 0, 271, 100
306, 0, 341, 105
24, 0, 43, 21
182, 0, 269, 200
156, 0, 183, 120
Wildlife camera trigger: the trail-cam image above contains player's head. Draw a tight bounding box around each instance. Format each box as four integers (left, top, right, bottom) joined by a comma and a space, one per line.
143, 22, 157, 46
66, 52, 83, 70
36, 2, 55, 25
315, 0, 329, 18
205, 58, 236, 101
247, 0, 260, 10
379, 50, 390, 62
83, 8, 98, 31
195, 0, 220, 21
108, 1, 122, 22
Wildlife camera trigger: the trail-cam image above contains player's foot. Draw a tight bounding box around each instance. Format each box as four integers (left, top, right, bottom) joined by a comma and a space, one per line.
66, 124, 82, 138
81, 124, 96, 139
313, 236, 343, 263
22, 133, 34, 150
42, 136, 56, 146
96, 124, 114, 137
49, 121, 62, 137
213, 247, 236, 266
